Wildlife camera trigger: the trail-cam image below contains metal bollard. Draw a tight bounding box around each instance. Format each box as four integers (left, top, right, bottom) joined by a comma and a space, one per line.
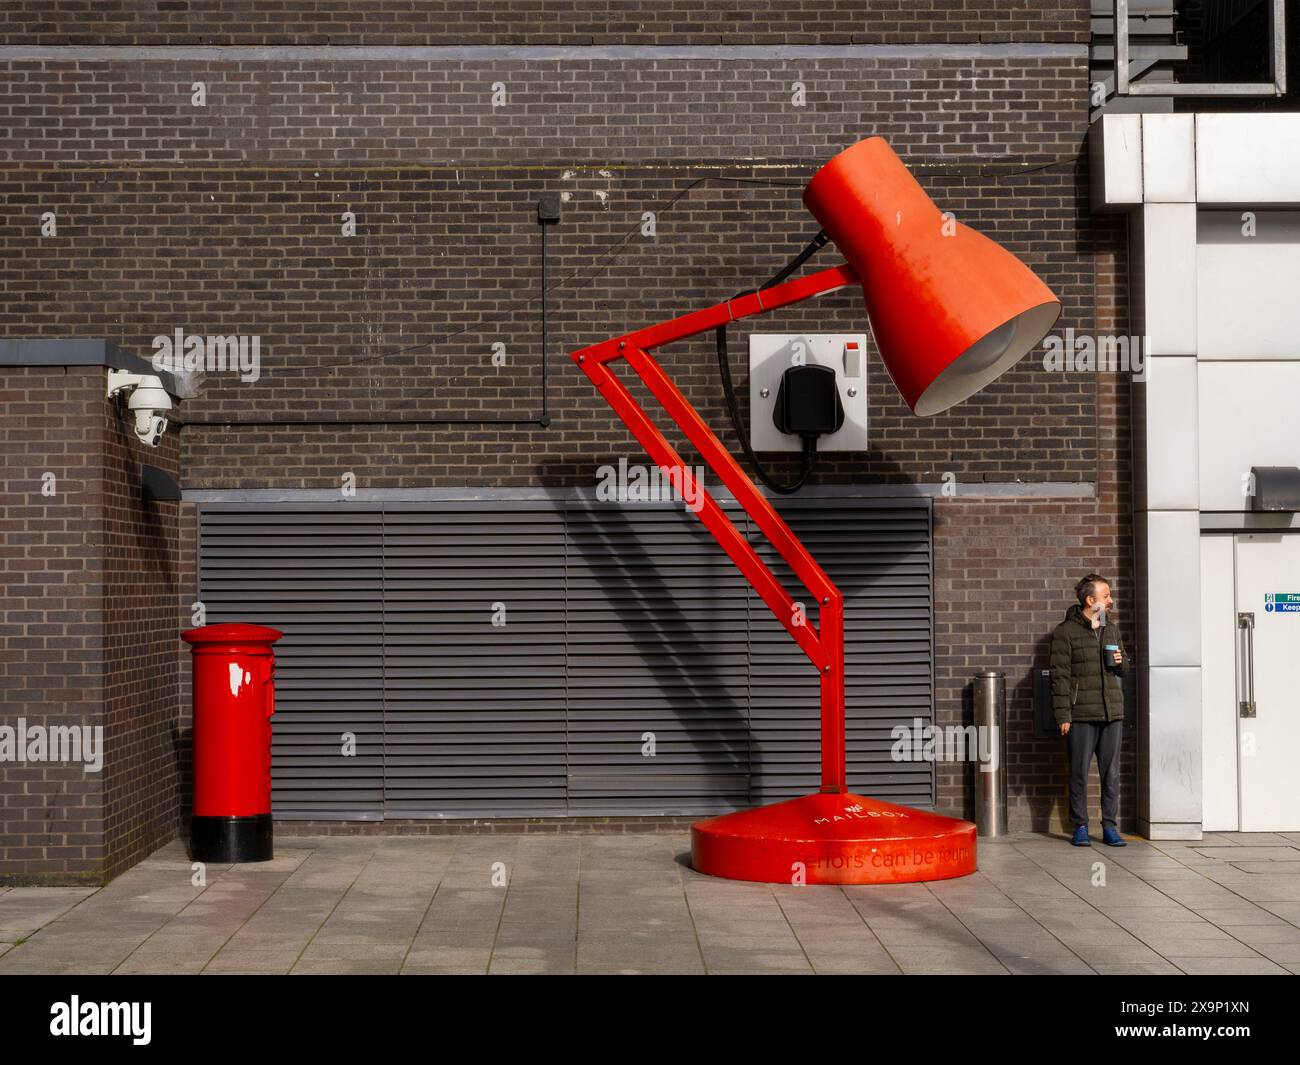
973, 670, 1008, 837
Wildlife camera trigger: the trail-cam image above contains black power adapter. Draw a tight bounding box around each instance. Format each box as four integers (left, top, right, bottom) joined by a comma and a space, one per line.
773, 364, 844, 437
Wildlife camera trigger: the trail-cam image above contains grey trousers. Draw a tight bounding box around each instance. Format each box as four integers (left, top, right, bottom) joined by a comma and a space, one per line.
1067, 719, 1123, 829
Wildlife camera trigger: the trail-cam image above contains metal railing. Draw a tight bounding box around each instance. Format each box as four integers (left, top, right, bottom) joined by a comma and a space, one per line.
1114, 0, 1286, 96
1091, 0, 1288, 116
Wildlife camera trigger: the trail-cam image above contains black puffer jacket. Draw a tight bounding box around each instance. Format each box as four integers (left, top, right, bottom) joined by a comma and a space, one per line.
1050, 604, 1129, 725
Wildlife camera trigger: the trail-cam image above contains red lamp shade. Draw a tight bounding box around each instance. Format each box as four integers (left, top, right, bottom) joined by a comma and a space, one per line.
803, 137, 1061, 416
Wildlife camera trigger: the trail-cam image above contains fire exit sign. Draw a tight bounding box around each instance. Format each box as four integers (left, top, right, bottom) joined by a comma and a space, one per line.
1264, 593, 1300, 614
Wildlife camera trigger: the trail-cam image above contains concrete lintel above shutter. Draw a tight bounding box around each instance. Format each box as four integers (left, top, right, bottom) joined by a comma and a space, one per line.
183, 483, 1096, 504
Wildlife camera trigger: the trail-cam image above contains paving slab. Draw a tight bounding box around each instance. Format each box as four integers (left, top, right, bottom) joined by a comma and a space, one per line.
1254, 942, 1300, 964
0, 887, 98, 940
1091, 960, 1184, 975
202, 950, 300, 974
1192, 846, 1300, 861
1183, 906, 1294, 927
1167, 956, 1290, 975
291, 957, 404, 975
115, 954, 211, 975
576, 931, 704, 975
6, 829, 1300, 975
888, 948, 1008, 975
403, 943, 493, 971
1000, 955, 1096, 975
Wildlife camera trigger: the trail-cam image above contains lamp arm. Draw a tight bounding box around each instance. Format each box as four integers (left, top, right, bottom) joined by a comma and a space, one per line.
570, 261, 859, 794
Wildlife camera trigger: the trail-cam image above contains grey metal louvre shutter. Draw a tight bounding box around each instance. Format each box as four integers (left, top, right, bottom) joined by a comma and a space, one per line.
196, 494, 934, 820
564, 498, 751, 815
197, 506, 385, 819
749, 499, 935, 807
382, 502, 567, 818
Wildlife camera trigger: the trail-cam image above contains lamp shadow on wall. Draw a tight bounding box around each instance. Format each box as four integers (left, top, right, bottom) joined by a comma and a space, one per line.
561, 489, 751, 813
537, 445, 947, 818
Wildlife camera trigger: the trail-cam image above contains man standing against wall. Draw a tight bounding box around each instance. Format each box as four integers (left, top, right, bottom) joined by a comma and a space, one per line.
1051, 574, 1129, 847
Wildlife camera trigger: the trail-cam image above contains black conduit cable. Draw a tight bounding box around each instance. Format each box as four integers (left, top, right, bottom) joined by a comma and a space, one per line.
715, 229, 830, 494
539, 207, 553, 428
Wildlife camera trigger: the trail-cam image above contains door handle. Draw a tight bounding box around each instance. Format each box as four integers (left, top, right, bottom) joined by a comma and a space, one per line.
1237, 612, 1256, 719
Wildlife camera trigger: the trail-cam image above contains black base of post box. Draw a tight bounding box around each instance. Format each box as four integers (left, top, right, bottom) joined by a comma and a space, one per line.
190, 814, 273, 863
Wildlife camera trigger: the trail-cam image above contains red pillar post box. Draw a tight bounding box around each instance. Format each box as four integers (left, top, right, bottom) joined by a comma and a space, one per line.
181, 623, 283, 862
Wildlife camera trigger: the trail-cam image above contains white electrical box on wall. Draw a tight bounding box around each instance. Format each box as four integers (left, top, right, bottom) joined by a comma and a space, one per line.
748, 333, 869, 452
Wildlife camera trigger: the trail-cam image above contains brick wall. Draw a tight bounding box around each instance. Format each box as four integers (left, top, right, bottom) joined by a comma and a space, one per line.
930, 208, 1134, 831
101, 400, 185, 880
0, 2, 1089, 46
0, 53, 1094, 493
0, 369, 106, 882
933, 496, 1135, 831
0, 57, 1085, 167
0, 365, 184, 883
3, 3, 1130, 844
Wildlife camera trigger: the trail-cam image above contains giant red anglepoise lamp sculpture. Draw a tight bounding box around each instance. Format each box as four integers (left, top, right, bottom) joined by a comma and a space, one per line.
570, 138, 1060, 884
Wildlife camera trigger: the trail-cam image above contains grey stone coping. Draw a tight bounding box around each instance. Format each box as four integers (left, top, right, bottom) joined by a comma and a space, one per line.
0, 338, 181, 399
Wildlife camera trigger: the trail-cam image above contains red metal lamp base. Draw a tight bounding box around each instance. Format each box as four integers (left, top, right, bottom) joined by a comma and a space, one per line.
691, 791, 977, 885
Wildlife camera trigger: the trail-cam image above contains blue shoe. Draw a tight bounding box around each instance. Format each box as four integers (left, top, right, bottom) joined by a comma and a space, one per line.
1071, 825, 1091, 846
1102, 827, 1127, 847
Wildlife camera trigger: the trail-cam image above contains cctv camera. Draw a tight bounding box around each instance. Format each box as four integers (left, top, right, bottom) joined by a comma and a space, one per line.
107, 370, 173, 448
134, 411, 168, 447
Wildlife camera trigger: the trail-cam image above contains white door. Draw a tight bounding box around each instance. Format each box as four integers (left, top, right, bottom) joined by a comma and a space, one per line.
1234, 533, 1300, 832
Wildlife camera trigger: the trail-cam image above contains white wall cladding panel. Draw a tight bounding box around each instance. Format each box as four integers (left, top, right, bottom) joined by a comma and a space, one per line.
1133, 355, 1199, 511
1196, 115, 1300, 205
1138, 204, 1197, 355
1089, 113, 1143, 210
1142, 114, 1194, 203
1143, 511, 1203, 667
1197, 211, 1300, 359
1197, 361, 1300, 512
1099, 111, 1300, 840
1145, 666, 1204, 825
